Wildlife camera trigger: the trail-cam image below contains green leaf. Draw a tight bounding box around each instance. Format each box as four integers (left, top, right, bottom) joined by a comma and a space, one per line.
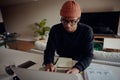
33, 19, 51, 39
43, 27, 50, 31
39, 19, 47, 28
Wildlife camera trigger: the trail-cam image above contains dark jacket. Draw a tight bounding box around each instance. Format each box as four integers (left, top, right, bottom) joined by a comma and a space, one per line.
44, 23, 94, 71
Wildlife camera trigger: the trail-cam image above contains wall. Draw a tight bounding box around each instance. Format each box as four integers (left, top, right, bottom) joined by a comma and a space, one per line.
1, 0, 120, 41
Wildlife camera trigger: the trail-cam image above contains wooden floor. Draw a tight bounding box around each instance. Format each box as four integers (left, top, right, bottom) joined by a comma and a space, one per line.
8, 40, 35, 51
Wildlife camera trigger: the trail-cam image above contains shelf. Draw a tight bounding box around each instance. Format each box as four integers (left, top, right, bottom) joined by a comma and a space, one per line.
94, 35, 120, 39
94, 40, 103, 43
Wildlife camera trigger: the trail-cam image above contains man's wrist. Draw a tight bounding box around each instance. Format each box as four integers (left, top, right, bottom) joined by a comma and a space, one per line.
73, 66, 81, 73
46, 63, 54, 66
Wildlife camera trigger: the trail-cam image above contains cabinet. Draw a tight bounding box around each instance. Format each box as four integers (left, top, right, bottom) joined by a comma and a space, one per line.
94, 35, 120, 52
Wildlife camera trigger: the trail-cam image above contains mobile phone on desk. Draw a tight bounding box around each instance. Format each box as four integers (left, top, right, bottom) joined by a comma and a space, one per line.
18, 61, 36, 68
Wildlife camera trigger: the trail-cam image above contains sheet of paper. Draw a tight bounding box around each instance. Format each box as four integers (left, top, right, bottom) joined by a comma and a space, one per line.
84, 63, 118, 80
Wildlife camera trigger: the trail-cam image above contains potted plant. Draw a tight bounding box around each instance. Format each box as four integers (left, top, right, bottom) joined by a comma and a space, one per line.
33, 19, 51, 40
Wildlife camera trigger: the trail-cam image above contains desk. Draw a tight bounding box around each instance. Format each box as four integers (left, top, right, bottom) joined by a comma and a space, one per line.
0, 47, 120, 80
0, 47, 43, 67
0, 47, 44, 80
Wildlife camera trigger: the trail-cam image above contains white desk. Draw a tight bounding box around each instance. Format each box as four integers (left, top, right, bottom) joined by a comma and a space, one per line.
0, 47, 120, 80
0, 47, 43, 80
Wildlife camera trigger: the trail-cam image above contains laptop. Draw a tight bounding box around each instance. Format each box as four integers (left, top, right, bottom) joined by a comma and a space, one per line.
12, 67, 83, 80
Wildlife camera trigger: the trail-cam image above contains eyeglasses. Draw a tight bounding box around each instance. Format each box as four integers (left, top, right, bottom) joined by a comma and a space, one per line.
61, 18, 79, 25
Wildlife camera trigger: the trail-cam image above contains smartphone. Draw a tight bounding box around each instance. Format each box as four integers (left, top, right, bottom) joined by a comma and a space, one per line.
18, 61, 36, 68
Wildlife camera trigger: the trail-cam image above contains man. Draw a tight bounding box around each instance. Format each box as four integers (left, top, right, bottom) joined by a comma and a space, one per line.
43, 0, 94, 74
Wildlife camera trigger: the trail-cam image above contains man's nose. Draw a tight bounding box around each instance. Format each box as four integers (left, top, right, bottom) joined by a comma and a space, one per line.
65, 23, 71, 28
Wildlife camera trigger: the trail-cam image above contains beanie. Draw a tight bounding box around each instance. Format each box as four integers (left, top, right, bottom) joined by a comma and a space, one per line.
60, 0, 81, 18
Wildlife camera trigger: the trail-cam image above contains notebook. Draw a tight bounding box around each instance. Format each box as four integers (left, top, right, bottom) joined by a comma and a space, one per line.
55, 57, 73, 68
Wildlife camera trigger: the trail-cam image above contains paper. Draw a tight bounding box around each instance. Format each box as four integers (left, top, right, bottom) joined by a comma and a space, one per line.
84, 63, 118, 80
55, 57, 73, 68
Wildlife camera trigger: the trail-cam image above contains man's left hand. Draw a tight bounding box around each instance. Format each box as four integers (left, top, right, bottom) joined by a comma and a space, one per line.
66, 67, 80, 74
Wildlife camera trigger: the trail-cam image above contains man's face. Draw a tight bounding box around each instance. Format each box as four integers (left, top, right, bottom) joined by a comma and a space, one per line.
61, 17, 80, 32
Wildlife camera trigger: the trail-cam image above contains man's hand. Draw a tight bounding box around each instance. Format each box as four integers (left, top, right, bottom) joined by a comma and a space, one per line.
66, 67, 80, 74
45, 63, 56, 72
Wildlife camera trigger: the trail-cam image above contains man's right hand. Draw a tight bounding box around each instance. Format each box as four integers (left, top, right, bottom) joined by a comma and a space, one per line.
45, 63, 56, 72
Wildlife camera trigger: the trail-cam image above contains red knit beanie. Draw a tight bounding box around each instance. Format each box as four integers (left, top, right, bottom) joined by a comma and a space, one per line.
60, 0, 81, 18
